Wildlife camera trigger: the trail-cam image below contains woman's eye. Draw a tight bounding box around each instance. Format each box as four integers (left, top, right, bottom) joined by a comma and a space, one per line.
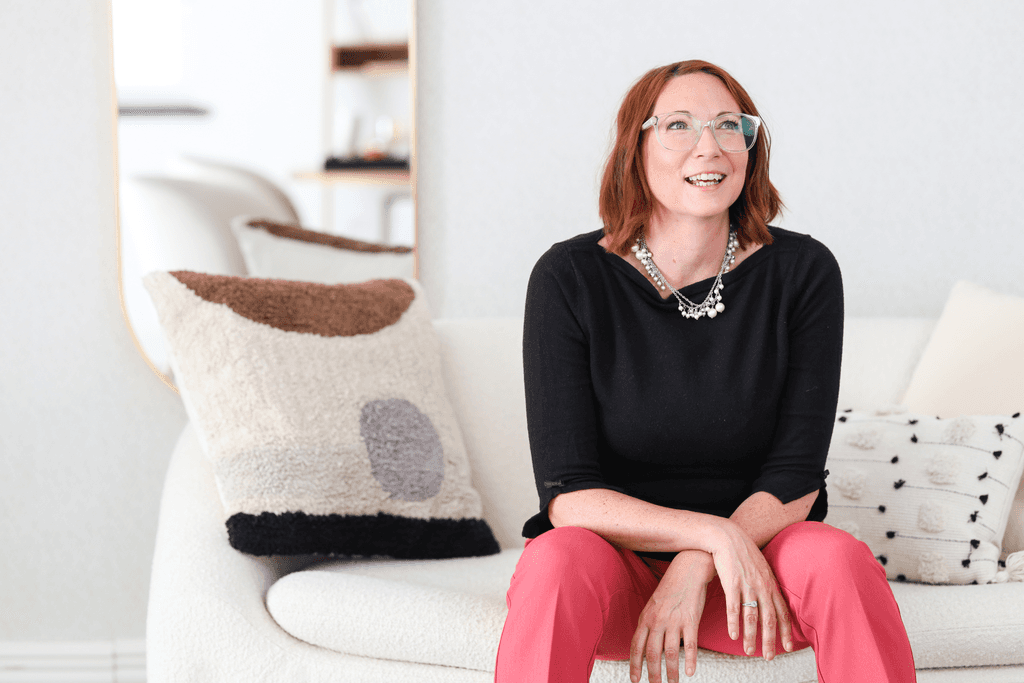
717, 120, 740, 130
666, 120, 690, 130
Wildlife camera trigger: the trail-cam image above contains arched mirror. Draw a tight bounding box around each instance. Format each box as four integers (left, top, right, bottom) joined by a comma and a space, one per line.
113, 0, 417, 390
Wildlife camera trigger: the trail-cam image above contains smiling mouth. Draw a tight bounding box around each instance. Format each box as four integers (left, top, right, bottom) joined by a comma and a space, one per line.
685, 173, 725, 187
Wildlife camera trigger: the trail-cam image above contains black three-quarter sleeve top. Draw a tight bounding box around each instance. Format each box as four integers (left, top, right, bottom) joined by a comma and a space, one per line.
521, 226, 844, 550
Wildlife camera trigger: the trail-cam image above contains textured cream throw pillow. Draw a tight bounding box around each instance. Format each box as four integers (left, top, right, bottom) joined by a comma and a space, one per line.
825, 408, 1024, 584
902, 280, 1024, 418
144, 271, 499, 559
230, 216, 415, 284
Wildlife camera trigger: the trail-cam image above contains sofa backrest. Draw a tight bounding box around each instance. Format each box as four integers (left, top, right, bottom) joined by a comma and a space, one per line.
432, 316, 937, 550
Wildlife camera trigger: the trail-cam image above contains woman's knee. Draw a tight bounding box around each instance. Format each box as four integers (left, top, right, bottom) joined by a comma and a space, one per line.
511, 526, 625, 595
767, 521, 881, 582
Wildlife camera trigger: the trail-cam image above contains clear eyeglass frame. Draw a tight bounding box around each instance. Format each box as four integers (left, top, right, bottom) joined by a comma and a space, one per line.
641, 112, 762, 153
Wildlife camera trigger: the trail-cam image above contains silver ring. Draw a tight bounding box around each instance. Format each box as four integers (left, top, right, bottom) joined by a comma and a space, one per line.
742, 601, 758, 608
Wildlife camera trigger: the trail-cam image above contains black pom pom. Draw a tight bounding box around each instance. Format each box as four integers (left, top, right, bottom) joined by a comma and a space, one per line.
908, 419, 918, 425
896, 574, 907, 581
910, 434, 918, 443
971, 580, 978, 585
1013, 412, 1020, 418
877, 555, 888, 565
971, 539, 981, 549
894, 479, 906, 489
891, 456, 899, 463
1000, 560, 1007, 568
996, 424, 1005, 435
962, 559, 971, 568
822, 469, 830, 478
838, 416, 847, 422
969, 511, 978, 522
980, 494, 989, 504
978, 471, 988, 481
994, 451, 1002, 459
878, 505, 887, 513
886, 531, 896, 538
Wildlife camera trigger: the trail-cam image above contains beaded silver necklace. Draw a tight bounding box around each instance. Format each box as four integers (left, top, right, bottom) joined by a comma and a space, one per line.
631, 229, 738, 319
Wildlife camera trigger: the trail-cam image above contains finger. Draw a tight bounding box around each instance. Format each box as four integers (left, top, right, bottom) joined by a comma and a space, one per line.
725, 585, 741, 642
742, 598, 758, 656
773, 587, 794, 652
630, 624, 649, 683
663, 629, 681, 683
760, 592, 778, 661
646, 630, 665, 683
682, 619, 700, 678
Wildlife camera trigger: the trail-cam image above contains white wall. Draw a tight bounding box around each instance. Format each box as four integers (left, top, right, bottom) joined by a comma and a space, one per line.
0, 0, 187, 639
417, 0, 1024, 319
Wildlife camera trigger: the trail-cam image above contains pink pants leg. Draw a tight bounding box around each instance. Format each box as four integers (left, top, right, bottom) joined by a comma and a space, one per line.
494, 521, 916, 683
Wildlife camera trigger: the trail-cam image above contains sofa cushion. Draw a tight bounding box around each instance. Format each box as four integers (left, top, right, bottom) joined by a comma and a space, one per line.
230, 216, 416, 284
266, 549, 1024, 673
143, 271, 499, 559
902, 280, 1024, 419
824, 409, 1024, 584
889, 581, 1024, 668
266, 550, 818, 679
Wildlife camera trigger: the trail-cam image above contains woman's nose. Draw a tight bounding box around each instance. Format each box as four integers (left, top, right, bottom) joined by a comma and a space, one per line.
693, 123, 721, 157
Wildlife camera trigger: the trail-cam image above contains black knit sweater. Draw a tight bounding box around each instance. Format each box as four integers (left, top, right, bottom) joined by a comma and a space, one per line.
521, 226, 844, 548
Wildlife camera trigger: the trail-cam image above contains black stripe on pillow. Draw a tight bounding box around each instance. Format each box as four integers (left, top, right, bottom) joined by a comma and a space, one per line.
226, 511, 501, 558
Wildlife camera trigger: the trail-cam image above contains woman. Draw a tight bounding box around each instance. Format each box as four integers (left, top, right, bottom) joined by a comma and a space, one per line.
494, 61, 916, 683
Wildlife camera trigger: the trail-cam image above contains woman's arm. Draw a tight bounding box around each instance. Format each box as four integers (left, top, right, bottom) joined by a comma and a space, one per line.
729, 489, 819, 550
549, 487, 819, 553
548, 488, 725, 553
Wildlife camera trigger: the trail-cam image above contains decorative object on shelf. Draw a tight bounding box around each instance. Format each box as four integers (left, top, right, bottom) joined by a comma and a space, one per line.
332, 43, 408, 72
324, 155, 409, 171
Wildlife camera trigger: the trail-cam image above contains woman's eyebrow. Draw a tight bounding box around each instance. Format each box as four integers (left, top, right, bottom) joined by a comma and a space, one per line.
670, 110, 735, 117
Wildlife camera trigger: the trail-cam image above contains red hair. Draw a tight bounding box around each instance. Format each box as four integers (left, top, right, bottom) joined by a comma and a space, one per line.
599, 60, 783, 255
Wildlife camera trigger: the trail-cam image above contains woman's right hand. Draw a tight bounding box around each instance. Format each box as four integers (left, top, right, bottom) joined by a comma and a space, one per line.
707, 519, 794, 661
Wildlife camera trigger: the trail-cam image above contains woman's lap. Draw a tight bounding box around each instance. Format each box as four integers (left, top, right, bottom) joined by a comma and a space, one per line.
516, 521, 875, 661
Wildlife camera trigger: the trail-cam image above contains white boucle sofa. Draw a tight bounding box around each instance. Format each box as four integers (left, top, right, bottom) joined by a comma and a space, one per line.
146, 317, 1024, 682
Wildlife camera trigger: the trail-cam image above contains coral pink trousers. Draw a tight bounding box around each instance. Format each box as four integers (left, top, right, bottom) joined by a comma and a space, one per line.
495, 522, 916, 682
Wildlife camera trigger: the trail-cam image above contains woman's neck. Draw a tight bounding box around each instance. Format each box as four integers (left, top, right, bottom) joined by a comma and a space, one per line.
644, 214, 732, 290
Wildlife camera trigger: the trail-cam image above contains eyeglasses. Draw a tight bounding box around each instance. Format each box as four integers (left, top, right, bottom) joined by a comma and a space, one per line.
642, 112, 761, 153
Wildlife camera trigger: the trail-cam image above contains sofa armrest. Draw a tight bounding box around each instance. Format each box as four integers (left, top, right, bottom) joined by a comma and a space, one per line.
145, 423, 323, 682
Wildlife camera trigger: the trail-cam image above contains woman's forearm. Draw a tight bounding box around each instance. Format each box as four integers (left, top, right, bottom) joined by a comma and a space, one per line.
729, 489, 819, 549
547, 488, 729, 554
548, 487, 820, 554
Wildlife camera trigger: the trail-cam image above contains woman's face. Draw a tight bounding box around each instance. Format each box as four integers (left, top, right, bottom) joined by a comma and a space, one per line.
643, 73, 748, 228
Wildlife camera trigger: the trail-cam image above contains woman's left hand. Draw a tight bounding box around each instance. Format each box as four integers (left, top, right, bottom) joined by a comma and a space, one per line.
629, 549, 717, 683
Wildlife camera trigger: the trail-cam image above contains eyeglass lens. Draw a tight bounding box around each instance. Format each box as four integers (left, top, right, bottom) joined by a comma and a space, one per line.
656, 113, 757, 153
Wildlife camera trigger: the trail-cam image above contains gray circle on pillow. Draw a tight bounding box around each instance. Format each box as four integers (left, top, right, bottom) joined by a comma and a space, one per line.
360, 398, 444, 501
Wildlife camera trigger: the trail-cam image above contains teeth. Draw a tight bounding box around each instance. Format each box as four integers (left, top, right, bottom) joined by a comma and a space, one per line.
686, 173, 724, 186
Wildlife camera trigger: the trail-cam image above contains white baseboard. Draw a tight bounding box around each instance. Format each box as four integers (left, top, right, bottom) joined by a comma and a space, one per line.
0, 640, 145, 683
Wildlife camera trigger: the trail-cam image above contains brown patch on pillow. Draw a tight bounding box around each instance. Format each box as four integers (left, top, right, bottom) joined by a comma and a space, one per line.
170, 271, 414, 337
247, 219, 413, 254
